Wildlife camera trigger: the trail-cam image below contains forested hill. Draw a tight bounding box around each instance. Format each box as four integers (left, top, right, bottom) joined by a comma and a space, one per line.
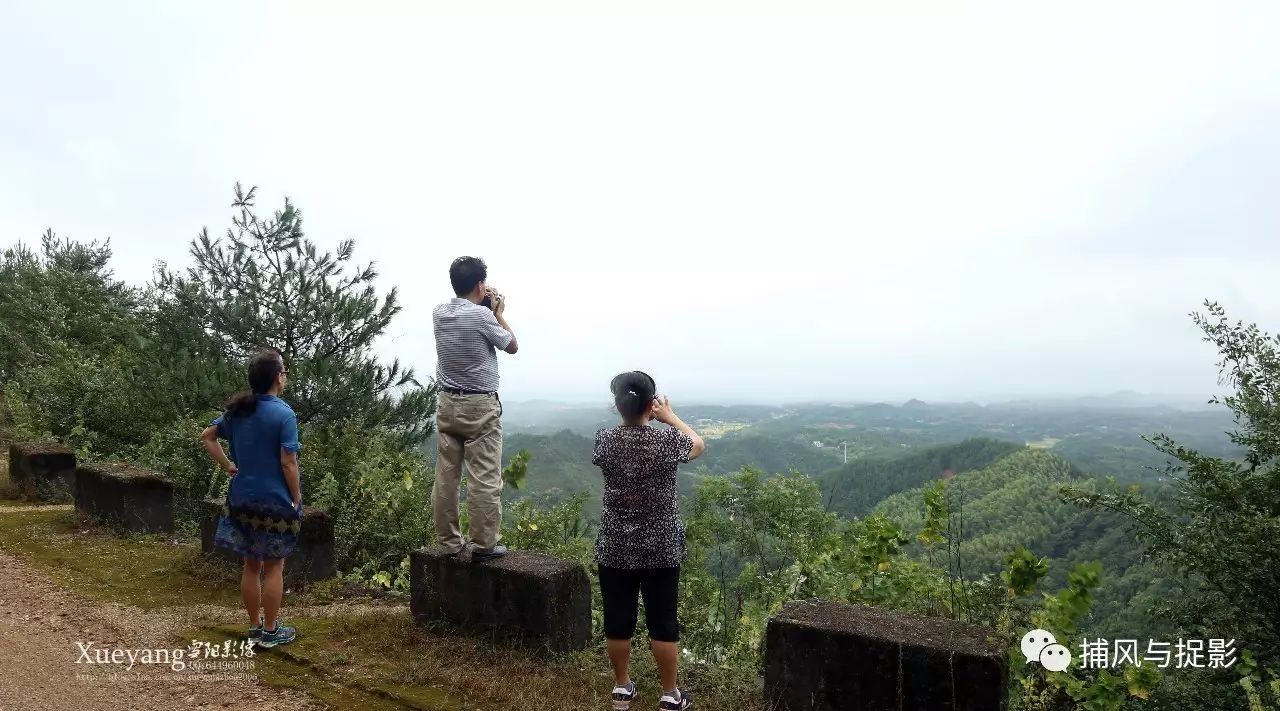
875, 448, 1083, 575
502, 430, 596, 503
457, 395, 1238, 647
815, 438, 1023, 519
492, 427, 1172, 638
870, 447, 1171, 638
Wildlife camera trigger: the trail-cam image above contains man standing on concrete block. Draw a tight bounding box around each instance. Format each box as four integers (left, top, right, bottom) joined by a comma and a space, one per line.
432, 256, 519, 563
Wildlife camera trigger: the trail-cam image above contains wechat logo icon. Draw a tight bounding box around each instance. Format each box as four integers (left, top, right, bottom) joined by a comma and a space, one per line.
1021, 629, 1072, 672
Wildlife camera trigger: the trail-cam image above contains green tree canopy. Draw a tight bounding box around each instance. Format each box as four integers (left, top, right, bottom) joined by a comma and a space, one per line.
0, 232, 165, 452
156, 183, 436, 444
0, 231, 137, 383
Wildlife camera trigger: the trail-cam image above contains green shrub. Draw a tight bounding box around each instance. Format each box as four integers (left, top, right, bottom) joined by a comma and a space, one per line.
505, 491, 593, 564
304, 423, 434, 580
136, 412, 229, 529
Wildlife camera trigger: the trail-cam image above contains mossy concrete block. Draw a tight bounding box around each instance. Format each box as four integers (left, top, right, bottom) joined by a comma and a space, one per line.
73, 462, 174, 533
8, 442, 76, 502
409, 546, 592, 656
199, 497, 337, 586
765, 599, 1008, 711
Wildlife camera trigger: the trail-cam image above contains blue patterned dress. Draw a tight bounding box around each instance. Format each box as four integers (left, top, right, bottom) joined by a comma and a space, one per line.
211, 394, 303, 561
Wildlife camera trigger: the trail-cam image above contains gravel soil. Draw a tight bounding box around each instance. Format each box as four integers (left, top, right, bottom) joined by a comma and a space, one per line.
0, 548, 320, 711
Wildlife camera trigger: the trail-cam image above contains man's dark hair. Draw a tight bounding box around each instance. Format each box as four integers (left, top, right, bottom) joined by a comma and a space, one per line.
449, 256, 487, 297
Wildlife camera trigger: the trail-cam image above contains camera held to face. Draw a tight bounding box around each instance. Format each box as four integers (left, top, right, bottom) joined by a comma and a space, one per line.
480, 287, 502, 312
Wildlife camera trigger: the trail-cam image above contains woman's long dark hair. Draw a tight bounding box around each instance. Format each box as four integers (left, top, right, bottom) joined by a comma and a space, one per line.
225, 349, 285, 418
611, 370, 656, 421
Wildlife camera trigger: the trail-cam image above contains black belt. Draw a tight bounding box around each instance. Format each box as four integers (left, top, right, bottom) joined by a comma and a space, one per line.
440, 386, 498, 396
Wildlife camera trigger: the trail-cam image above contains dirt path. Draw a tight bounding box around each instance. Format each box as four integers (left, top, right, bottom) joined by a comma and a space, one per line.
0, 549, 320, 711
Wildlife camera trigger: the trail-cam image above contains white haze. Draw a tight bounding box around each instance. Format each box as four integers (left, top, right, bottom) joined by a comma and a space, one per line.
2, 1, 1278, 405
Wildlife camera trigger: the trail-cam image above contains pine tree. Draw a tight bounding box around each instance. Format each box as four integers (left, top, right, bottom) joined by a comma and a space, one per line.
0, 231, 136, 383
156, 183, 436, 444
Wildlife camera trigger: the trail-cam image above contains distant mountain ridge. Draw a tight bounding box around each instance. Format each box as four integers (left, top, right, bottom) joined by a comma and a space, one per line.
496, 426, 843, 515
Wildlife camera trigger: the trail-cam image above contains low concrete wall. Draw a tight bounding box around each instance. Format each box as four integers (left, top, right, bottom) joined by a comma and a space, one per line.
8, 442, 76, 502
73, 462, 175, 533
765, 600, 1008, 711
199, 498, 337, 586
409, 546, 592, 656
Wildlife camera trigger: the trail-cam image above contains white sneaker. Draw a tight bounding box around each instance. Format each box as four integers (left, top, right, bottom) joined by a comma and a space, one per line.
659, 688, 692, 710
612, 680, 636, 710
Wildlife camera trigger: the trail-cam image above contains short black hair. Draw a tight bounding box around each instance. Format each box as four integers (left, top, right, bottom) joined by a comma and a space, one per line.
450, 256, 487, 296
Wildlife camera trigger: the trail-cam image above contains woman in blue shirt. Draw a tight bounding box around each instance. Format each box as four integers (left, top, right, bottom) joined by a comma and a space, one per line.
201, 349, 302, 648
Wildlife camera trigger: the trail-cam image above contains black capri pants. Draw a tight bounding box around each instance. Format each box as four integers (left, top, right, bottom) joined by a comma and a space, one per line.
598, 565, 681, 643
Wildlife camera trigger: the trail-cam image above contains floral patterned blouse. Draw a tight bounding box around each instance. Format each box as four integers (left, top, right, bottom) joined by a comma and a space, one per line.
592, 424, 694, 570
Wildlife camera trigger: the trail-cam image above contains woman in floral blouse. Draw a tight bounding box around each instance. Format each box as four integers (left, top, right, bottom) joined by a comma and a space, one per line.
592, 371, 705, 711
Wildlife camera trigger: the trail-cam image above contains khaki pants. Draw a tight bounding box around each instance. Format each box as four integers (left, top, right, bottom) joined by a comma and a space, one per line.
433, 392, 503, 552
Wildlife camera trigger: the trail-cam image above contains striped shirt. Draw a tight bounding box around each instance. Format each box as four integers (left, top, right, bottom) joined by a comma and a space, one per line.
433, 297, 513, 392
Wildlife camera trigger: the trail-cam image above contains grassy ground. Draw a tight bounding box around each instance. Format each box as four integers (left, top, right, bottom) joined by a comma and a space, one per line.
0, 506, 769, 710
187, 612, 767, 711
0, 509, 241, 608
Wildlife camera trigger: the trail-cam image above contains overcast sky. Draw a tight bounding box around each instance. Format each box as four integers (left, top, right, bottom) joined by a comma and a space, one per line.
2, 1, 1277, 405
